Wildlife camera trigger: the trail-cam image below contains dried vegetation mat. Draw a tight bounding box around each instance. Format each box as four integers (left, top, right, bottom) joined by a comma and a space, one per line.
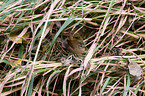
0, 0, 145, 96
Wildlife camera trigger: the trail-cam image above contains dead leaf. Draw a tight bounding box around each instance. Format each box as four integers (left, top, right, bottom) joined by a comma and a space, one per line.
10, 32, 30, 44
128, 59, 143, 77
22, 32, 30, 39
11, 59, 22, 67
9, 27, 29, 44
10, 33, 22, 43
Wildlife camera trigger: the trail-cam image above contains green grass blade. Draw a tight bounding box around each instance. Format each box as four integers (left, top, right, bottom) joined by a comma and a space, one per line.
72, 20, 81, 30
1, 60, 11, 65
47, 70, 61, 96
16, 10, 25, 23
0, 12, 10, 20
59, 10, 66, 19
123, 73, 130, 96
0, 0, 15, 11
134, 85, 141, 95
112, 91, 120, 96
27, 73, 35, 96
100, 77, 110, 96
30, 22, 50, 51
18, 45, 24, 59
104, 0, 115, 22
101, 0, 115, 36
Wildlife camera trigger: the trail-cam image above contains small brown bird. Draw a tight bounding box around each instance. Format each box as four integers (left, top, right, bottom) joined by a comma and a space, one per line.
66, 34, 85, 54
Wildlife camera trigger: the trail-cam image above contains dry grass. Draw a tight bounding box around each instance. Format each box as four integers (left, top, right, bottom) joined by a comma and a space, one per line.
0, 0, 145, 96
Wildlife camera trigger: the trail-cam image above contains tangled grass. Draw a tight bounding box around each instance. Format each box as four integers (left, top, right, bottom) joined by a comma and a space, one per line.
0, 0, 145, 96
